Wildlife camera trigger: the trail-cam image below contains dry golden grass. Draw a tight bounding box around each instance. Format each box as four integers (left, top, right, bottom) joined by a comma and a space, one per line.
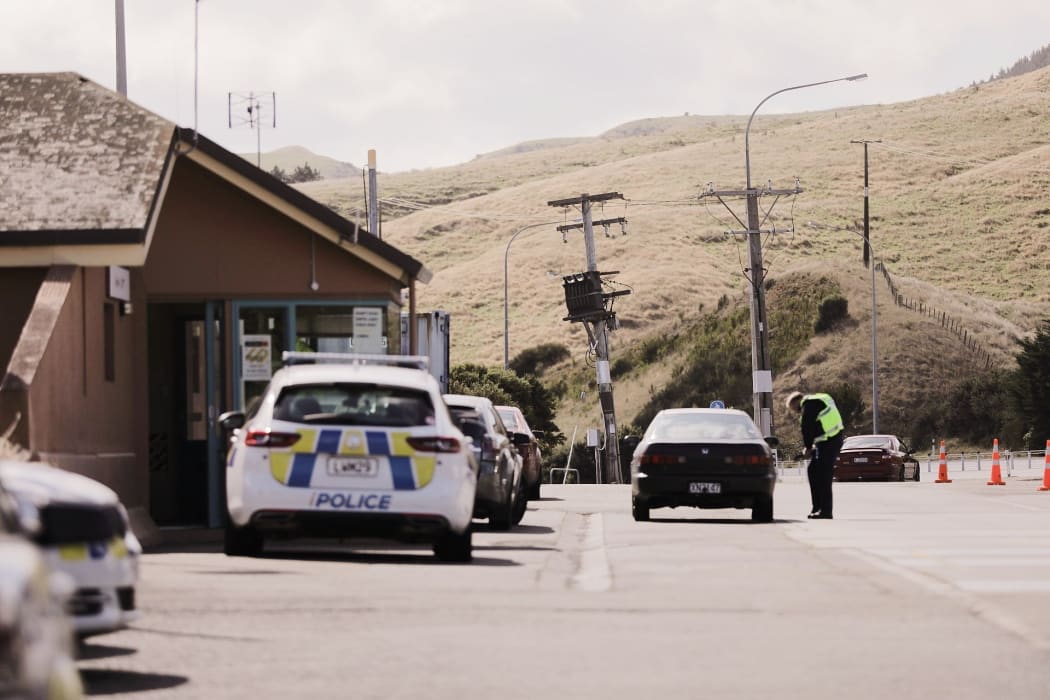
299, 68, 1050, 428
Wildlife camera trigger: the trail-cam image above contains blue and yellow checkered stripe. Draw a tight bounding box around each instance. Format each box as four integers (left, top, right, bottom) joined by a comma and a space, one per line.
58, 536, 128, 561
268, 428, 436, 490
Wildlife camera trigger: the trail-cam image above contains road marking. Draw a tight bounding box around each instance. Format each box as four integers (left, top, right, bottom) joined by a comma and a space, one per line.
844, 549, 1050, 651
571, 513, 612, 593
955, 580, 1050, 593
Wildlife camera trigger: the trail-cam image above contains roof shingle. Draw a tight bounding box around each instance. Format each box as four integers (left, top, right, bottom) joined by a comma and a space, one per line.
0, 73, 173, 234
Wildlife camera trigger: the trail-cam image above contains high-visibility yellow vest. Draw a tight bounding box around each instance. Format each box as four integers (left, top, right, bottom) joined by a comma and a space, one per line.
803, 393, 844, 443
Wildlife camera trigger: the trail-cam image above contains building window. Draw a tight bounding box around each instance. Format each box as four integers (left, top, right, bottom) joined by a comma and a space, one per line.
104, 302, 115, 382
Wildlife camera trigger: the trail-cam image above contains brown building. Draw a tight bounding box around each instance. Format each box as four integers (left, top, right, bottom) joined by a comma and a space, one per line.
0, 73, 431, 529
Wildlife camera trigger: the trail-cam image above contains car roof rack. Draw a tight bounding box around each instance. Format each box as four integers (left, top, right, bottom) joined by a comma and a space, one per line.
281, 351, 429, 371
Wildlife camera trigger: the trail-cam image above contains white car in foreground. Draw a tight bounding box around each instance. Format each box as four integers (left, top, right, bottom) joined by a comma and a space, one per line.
0, 479, 83, 698
219, 353, 478, 562
0, 460, 141, 639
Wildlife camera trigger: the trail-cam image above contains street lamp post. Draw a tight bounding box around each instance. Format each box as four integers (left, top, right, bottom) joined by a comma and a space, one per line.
504, 221, 560, 369
807, 221, 879, 433
743, 73, 867, 436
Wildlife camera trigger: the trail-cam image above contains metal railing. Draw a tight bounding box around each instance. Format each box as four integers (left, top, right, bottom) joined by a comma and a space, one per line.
922, 449, 1048, 475
776, 450, 1048, 479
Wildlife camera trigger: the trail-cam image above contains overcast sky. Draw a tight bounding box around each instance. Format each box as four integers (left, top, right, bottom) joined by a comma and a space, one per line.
3, 1, 1047, 173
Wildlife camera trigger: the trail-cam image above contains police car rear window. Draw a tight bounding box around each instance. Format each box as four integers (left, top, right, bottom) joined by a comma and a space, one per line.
274, 383, 435, 427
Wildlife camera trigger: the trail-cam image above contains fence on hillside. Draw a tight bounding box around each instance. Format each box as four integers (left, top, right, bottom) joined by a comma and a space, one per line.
878, 262, 995, 369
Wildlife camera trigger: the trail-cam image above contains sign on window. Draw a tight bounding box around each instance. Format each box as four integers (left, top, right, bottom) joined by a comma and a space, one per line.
242, 334, 272, 381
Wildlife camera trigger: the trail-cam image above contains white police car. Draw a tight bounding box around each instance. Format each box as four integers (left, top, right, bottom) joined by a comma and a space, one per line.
219, 353, 478, 562
0, 460, 141, 638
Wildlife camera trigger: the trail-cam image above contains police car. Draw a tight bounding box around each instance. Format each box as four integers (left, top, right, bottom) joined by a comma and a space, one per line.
0, 460, 141, 638
219, 352, 478, 562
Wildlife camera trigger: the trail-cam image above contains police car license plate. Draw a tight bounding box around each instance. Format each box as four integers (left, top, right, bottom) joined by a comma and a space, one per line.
327, 456, 378, 477
689, 482, 720, 494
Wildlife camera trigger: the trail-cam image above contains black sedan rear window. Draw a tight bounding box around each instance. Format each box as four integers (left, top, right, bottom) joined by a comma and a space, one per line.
274, 383, 435, 427
648, 412, 761, 441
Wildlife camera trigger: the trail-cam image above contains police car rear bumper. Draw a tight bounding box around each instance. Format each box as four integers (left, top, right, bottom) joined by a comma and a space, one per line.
248, 509, 456, 543
229, 463, 476, 535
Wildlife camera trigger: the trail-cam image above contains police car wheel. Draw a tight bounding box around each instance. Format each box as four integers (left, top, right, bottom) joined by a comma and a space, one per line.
224, 522, 263, 557
433, 527, 472, 562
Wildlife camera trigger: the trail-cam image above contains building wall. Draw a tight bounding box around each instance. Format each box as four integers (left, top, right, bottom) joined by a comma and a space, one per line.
0, 268, 47, 373
143, 158, 401, 302
28, 267, 149, 508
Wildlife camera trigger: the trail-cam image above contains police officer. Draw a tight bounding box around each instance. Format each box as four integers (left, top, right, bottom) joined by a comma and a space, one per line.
786, 391, 844, 519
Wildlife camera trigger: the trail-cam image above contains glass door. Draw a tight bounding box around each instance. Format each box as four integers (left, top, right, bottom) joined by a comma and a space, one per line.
234, 304, 291, 412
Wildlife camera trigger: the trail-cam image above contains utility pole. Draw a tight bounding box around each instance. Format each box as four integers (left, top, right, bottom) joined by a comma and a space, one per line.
701, 74, 866, 438
114, 0, 127, 96
701, 178, 801, 437
851, 139, 881, 268
366, 149, 380, 238
548, 192, 630, 484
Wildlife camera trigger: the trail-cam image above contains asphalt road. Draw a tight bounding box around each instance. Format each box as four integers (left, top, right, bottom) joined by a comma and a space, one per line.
78, 473, 1050, 699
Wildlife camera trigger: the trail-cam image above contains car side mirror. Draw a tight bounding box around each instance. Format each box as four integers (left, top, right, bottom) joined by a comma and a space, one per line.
511, 432, 531, 446
218, 411, 246, 432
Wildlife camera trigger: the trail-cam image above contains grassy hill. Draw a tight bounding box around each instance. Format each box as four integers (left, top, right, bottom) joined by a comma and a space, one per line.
297, 67, 1050, 442
239, 145, 360, 180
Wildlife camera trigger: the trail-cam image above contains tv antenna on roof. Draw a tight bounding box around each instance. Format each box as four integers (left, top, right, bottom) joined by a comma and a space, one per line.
228, 91, 276, 169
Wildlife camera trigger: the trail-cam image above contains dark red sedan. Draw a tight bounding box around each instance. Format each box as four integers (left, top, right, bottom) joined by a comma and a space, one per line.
834, 434, 920, 482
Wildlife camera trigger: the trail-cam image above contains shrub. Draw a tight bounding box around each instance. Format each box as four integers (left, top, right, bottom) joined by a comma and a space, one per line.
814, 296, 849, 333
509, 343, 571, 377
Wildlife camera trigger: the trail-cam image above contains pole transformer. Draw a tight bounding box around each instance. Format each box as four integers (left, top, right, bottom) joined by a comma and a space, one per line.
548, 192, 629, 484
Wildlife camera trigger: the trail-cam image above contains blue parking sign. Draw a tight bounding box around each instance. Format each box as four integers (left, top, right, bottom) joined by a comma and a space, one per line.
709, 400, 725, 409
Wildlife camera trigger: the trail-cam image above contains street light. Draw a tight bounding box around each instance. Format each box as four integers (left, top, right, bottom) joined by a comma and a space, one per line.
807, 221, 879, 433
742, 73, 867, 436
504, 221, 561, 369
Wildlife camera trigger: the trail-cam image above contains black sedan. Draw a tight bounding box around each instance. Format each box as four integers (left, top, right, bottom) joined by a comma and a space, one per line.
627, 408, 778, 522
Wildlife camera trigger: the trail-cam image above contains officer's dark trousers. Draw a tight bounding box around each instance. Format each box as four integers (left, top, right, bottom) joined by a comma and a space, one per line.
807, 432, 844, 515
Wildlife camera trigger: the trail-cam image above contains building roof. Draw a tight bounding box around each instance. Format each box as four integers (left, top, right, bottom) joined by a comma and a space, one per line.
0, 72, 173, 240
0, 72, 429, 284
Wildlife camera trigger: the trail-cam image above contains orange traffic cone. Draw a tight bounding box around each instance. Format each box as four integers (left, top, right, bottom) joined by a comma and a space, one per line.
987, 438, 1005, 485
935, 440, 952, 483
1039, 440, 1050, 492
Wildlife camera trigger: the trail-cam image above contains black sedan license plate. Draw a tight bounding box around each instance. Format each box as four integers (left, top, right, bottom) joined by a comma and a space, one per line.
689, 482, 721, 494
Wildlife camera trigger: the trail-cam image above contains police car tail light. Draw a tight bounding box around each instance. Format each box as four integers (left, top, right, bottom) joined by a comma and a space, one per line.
244, 431, 301, 448
406, 436, 462, 454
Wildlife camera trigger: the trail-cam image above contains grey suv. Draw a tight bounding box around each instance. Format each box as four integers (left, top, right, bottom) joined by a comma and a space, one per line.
443, 394, 527, 529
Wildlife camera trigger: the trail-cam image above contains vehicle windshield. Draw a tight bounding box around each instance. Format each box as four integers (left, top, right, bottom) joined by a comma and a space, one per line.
843, 436, 893, 450
646, 412, 761, 442
273, 383, 435, 427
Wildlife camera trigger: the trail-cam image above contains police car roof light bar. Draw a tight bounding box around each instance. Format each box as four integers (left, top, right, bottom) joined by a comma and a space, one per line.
281, 351, 430, 370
